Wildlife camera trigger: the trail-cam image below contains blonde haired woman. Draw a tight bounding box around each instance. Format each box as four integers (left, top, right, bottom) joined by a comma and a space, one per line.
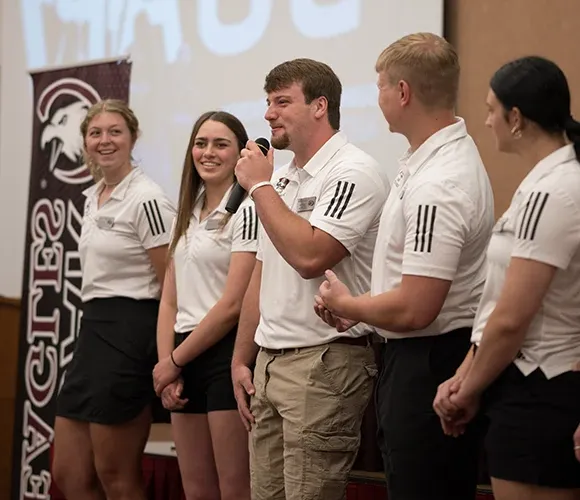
52, 99, 175, 500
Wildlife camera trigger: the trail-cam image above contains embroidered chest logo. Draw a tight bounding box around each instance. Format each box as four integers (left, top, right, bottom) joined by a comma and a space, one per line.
393, 169, 405, 188
297, 196, 316, 213
275, 177, 290, 195
394, 169, 410, 199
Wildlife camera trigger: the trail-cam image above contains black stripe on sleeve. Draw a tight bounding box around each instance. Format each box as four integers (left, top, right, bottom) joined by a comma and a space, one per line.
152, 200, 166, 233
413, 205, 437, 252
241, 206, 259, 241
142, 200, 167, 236
247, 207, 253, 241
518, 192, 549, 241
427, 206, 437, 252
324, 181, 356, 220
143, 201, 157, 235
148, 201, 160, 235
252, 207, 259, 240
336, 182, 355, 219
518, 195, 532, 240
324, 183, 341, 217
242, 207, 248, 240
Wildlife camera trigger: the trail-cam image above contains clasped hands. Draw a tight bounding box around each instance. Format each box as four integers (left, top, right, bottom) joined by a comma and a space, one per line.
432, 375, 480, 437
313, 269, 359, 332
152, 355, 188, 411
314, 269, 481, 435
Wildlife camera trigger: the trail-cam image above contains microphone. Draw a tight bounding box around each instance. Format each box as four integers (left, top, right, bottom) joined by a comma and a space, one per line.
226, 137, 270, 214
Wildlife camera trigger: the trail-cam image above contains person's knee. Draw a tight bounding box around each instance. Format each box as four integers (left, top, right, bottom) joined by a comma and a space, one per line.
219, 478, 250, 500
94, 458, 141, 496
182, 480, 221, 500
51, 455, 69, 489
52, 454, 100, 494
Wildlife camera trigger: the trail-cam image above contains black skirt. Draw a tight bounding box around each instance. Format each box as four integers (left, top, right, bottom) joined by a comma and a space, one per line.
484, 363, 580, 488
56, 297, 160, 425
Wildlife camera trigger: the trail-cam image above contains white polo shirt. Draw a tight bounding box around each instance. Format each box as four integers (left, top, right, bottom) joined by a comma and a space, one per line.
173, 188, 259, 334
471, 145, 580, 379
254, 132, 390, 349
371, 118, 494, 340
79, 167, 175, 302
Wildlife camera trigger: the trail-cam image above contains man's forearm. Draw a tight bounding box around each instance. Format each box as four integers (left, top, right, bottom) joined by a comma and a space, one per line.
232, 262, 262, 367
342, 290, 417, 332
233, 325, 260, 367
232, 304, 260, 367
252, 185, 317, 271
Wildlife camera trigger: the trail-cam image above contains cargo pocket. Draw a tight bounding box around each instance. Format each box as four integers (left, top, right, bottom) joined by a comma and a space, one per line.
298, 429, 361, 497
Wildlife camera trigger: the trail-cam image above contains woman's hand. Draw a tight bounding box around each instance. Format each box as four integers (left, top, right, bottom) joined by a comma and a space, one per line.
160, 377, 188, 411
153, 354, 182, 396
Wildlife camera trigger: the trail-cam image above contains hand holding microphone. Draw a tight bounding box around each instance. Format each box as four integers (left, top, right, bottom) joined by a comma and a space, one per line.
227, 137, 272, 214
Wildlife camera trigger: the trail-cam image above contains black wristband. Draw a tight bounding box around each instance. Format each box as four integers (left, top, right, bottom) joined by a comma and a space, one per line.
170, 351, 184, 369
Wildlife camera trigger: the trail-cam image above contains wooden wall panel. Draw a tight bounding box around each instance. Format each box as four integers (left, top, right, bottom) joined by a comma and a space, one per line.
0, 296, 21, 499
445, 0, 580, 217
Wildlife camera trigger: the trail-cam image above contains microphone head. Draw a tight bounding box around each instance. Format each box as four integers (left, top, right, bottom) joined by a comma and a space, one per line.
255, 137, 270, 155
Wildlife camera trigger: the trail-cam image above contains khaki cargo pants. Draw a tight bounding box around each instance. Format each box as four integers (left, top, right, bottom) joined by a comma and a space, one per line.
249, 341, 377, 500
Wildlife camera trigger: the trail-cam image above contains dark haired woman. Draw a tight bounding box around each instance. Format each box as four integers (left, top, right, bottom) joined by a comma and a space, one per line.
153, 111, 257, 499
434, 56, 580, 500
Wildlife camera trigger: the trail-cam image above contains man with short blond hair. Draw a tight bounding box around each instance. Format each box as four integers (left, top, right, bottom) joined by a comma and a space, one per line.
316, 33, 492, 500
375, 31, 460, 109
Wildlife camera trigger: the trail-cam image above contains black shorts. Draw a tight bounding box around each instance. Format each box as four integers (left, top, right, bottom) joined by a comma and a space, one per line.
376, 328, 484, 500
56, 297, 159, 425
171, 327, 237, 414
484, 363, 580, 489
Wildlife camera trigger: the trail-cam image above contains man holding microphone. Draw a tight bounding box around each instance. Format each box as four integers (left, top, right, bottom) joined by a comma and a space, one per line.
231, 58, 389, 500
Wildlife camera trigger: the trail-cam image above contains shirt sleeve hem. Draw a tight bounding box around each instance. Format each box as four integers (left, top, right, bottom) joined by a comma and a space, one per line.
142, 237, 171, 250
311, 219, 361, 253
510, 249, 570, 270
401, 264, 456, 281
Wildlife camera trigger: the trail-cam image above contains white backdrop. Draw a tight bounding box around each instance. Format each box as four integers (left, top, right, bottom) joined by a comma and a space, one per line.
0, 0, 443, 297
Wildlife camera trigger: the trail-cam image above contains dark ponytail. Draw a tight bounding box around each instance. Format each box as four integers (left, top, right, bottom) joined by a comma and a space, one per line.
565, 116, 580, 162
491, 56, 579, 160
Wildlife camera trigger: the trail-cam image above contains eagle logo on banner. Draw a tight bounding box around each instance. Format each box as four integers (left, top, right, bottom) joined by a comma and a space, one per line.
36, 78, 101, 185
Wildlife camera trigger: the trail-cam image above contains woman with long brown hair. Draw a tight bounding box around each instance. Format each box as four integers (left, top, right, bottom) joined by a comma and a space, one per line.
153, 111, 258, 499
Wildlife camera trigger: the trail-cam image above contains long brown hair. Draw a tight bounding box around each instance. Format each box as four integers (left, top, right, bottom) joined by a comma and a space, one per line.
168, 111, 249, 257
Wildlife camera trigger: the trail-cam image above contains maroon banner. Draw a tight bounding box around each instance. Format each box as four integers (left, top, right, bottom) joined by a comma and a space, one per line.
11, 58, 132, 500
